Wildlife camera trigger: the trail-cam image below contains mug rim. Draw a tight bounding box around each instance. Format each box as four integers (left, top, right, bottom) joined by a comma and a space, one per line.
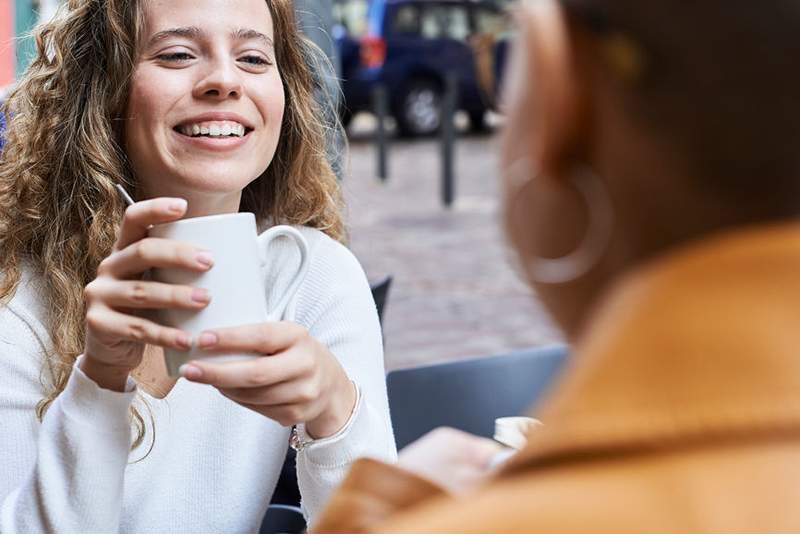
151, 211, 255, 230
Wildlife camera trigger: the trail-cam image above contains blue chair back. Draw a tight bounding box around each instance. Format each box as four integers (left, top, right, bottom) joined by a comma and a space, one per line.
387, 345, 568, 449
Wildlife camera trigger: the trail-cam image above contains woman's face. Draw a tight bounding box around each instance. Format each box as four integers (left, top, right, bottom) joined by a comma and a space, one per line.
125, 0, 285, 204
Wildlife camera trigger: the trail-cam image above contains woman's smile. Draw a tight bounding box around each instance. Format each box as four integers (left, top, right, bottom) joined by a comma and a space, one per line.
171, 112, 255, 152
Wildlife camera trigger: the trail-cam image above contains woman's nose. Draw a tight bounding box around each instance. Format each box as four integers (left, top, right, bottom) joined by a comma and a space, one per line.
194, 59, 243, 100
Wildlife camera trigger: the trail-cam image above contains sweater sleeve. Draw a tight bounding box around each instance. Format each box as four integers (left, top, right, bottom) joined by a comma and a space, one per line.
290, 236, 398, 521
0, 304, 137, 533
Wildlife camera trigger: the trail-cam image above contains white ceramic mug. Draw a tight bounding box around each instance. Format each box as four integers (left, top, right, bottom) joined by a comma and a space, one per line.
148, 213, 309, 376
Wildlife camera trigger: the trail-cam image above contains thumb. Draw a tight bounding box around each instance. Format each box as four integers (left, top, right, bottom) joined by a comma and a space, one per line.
468, 437, 505, 467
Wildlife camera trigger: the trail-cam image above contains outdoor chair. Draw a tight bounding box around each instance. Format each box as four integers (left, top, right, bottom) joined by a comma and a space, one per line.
387, 345, 569, 449
370, 275, 393, 325
259, 504, 306, 534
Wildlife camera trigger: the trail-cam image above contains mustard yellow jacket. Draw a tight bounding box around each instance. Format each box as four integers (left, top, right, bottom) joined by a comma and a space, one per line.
314, 224, 800, 533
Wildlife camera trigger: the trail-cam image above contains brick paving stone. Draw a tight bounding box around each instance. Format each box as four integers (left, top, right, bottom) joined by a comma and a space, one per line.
342, 121, 563, 370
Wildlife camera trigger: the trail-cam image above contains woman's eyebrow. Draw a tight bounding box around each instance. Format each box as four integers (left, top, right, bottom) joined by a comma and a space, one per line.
147, 26, 202, 47
232, 28, 274, 48
145, 26, 273, 49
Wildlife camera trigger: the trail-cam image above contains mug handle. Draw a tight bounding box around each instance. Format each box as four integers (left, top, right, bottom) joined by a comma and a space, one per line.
258, 225, 310, 321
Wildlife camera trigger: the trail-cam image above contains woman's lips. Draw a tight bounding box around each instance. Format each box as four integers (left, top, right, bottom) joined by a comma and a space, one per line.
171, 127, 252, 151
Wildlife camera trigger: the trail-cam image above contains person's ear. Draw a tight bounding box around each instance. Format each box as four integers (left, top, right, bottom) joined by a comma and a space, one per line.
507, 0, 585, 178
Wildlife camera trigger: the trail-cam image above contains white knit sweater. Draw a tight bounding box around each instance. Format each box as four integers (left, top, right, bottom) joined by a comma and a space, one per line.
0, 226, 396, 533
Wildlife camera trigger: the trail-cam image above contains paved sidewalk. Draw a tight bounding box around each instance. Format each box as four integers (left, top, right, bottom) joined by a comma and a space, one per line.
342, 122, 562, 371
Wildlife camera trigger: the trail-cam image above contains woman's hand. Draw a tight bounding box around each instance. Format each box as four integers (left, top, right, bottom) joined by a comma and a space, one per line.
81, 198, 213, 391
179, 322, 357, 438
397, 427, 503, 494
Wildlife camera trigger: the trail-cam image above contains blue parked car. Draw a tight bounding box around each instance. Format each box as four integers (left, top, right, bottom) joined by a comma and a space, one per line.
333, 0, 512, 136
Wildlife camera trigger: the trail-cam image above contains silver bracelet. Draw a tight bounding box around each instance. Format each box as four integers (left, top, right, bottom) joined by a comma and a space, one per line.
289, 425, 309, 452
288, 381, 361, 453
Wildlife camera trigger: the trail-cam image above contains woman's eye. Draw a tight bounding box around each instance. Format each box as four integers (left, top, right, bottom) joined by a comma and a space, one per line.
239, 55, 271, 66
157, 52, 194, 62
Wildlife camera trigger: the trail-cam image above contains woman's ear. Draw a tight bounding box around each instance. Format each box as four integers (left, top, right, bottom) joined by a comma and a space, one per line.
507, 0, 585, 177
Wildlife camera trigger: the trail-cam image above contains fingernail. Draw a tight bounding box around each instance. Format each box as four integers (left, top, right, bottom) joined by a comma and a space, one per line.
179, 364, 203, 380
191, 288, 210, 303
198, 332, 218, 348
195, 251, 214, 268
169, 198, 187, 213
176, 333, 192, 349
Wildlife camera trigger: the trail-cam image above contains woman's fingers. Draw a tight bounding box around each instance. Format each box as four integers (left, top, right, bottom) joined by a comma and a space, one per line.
82, 197, 197, 376
194, 322, 305, 355
85, 305, 192, 350
98, 237, 214, 279
84, 278, 211, 310
115, 197, 188, 251
180, 351, 305, 389
219, 373, 320, 406
179, 323, 353, 434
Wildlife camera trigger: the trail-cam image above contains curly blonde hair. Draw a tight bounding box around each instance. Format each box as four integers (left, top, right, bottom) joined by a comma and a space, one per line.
0, 0, 345, 448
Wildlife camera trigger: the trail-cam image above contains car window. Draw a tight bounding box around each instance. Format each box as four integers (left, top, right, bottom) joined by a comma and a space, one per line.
333, 0, 369, 37
421, 4, 470, 41
391, 4, 420, 35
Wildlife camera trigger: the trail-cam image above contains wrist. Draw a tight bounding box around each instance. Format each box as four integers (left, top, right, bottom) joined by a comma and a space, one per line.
306, 378, 357, 439
79, 354, 133, 392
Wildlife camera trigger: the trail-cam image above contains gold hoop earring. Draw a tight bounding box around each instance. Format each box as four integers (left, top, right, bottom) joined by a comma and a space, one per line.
504, 157, 614, 284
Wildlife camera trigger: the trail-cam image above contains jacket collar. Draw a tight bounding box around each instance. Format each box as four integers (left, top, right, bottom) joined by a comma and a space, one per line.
507, 222, 800, 472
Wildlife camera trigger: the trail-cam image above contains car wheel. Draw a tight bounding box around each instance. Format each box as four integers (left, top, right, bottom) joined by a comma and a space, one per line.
396, 79, 443, 137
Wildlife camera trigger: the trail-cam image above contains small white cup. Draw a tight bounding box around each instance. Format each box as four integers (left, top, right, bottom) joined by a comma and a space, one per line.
148, 212, 309, 376
493, 416, 542, 450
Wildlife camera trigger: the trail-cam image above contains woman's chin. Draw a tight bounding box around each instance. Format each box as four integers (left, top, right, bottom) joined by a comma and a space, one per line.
166, 169, 260, 195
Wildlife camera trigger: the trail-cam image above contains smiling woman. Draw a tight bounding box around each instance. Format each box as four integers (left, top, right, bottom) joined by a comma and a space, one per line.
0, 0, 395, 532
126, 1, 287, 210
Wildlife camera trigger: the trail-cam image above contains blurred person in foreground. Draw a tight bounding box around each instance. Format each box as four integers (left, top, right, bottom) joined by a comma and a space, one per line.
314, 0, 800, 531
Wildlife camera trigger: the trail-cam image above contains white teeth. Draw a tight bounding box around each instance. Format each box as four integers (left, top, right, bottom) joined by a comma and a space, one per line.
180, 121, 247, 138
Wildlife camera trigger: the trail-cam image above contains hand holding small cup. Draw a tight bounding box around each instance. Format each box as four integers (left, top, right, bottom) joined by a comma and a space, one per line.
398, 427, 503, 494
